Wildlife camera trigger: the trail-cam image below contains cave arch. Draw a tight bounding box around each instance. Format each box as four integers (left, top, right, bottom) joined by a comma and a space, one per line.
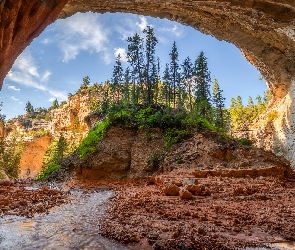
1, 0, 295, 99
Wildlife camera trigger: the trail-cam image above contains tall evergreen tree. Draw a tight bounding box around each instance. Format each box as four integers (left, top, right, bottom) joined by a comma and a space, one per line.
169, 41, 180, 108
123, 66, 131, 105
80, 76, 90, 90
25, 101, 34, 113
236, 95, 243, 108
263, 90, 272, 104
247, 96, 254, 107
0, 102, 5, 122
127, 33, 144, 104
143, 26, 158, 105
212, 78, 226, 129
111, 54, 124, 103
229, 98, 236, 108
181, 57, 194, 113
194, 51, 211, 119
162, 63, 171, 107
256, 95, 262, 105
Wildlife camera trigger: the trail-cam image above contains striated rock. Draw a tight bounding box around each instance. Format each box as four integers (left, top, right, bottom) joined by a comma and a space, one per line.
163, 184, 180, 196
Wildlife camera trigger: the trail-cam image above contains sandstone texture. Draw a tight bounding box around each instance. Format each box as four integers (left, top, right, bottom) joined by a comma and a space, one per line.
69, 127, 165, 180
19, 135, 52, 179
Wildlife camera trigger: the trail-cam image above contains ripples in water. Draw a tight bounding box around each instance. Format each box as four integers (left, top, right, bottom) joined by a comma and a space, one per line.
0, 189, 129, 250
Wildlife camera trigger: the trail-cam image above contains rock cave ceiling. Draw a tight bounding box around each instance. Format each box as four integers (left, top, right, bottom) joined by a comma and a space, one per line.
0, 0, 295, 99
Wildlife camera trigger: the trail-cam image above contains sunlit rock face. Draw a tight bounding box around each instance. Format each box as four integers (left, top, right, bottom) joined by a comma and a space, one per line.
238, 78, 295, 168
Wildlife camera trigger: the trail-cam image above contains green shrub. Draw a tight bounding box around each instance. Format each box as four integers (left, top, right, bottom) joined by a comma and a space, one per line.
267, 110, 278, 122
239, 138, 253, 146
77, 118, 110, 159
164, 128, 190, 149
36, 164, 60, 180
176, 158, 183, 164
146, 153, 162, 171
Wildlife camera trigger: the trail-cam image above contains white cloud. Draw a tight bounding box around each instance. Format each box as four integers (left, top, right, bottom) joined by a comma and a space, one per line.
56, 13, 109, 62
8, 85, 20, 91
114, 48, 128, 62
157, 22, 184, 42
14, 52, 39, 78
47, 97, 56, 102
11, 96, 19, 101
41, 70, 51, 82
136, 16, 148, 31
7, 51, 67, 101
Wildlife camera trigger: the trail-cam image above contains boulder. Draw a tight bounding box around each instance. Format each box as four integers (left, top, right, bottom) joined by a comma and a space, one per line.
179, 189, 193, 199
163, 184, 180, 196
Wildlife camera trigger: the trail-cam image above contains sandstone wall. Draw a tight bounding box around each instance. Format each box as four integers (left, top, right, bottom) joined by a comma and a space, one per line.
19, 136, 52, 179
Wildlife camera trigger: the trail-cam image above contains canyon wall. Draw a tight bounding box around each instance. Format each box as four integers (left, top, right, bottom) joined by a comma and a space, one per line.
4, 90, 102, 178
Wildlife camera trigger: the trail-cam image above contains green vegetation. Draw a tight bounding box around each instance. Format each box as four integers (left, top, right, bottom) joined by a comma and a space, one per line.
37, 136, 68, 180
36, 164, 60, 181
267, 110, 278, 122
164, 128, 190, 149
77, 119, 110, 159
228, 90, 272, 130
0, 135, 23, 178
239, 138, 253, 146
146, 153, 162, 171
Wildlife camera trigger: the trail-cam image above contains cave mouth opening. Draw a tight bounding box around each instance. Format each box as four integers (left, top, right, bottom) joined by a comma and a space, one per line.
2, 11, 269, 119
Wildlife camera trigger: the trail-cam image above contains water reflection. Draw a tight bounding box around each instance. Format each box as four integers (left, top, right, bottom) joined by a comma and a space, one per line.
0, 190, 129, 250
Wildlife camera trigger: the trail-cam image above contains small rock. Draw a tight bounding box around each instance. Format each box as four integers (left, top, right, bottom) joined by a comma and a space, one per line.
186, 185, 201, 195
179, 189, 193, 199
163, 184, 180, 196
197, 227, 206, 235
183, 178, 198, 186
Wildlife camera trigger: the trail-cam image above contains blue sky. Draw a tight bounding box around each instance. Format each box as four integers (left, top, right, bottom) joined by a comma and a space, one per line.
1, 12, 267, 119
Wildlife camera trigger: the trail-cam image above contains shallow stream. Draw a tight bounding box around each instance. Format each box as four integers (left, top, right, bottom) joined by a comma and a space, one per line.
0, 189, 129, 250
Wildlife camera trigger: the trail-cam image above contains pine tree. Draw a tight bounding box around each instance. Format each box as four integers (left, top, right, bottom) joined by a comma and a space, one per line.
256, 95, 262, 105
162, 63, 171, 107
25, 101, 34, 113
247, 96, 254, 107
263, 90, 272, 104
0, 102, 5, 122
111, 54, 124, 103
181, 57, 194, 113
127, 33, 144, 104
194, 51, 211, 119
143, 26, 158, 105
169, 41, 180, 108
80, 76, 90, 90
229, 98, 236, 108
123, 66, 131, 105
212, 77, 226, 129
236, 95, 243, 108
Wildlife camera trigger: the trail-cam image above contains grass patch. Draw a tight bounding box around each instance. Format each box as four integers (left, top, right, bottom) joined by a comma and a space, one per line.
164, 128, 190, 149
36, 164, 60, 180
77, 118, 110, 159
